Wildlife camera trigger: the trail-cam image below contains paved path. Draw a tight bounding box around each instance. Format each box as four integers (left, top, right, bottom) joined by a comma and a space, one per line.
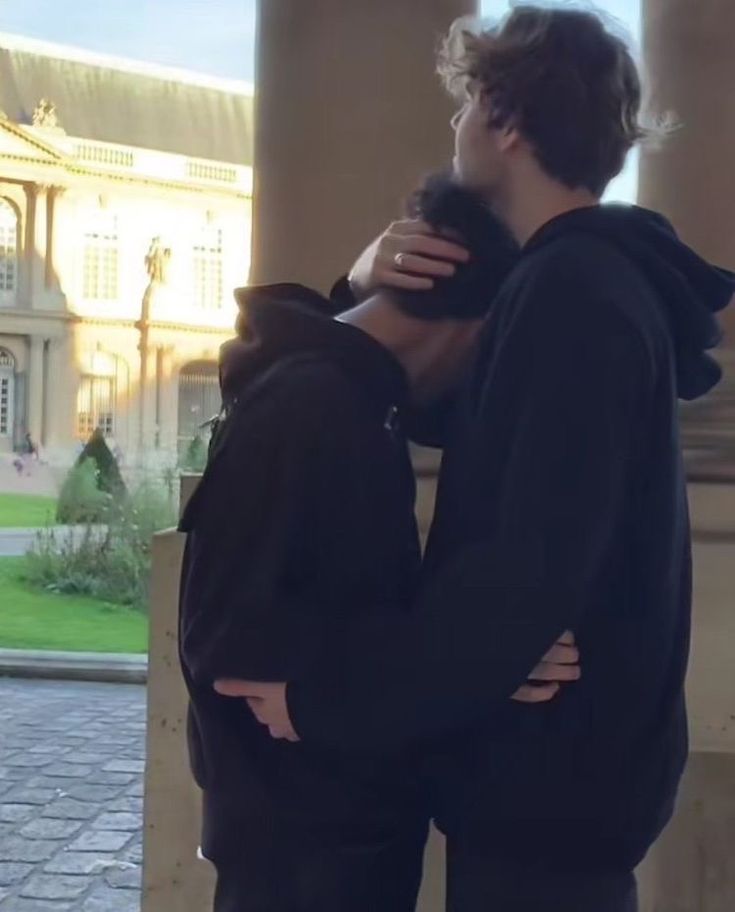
0, 528, 106, 558
0, 679, 145, 911
0, 457, 60, 498
0, 530, 40, 558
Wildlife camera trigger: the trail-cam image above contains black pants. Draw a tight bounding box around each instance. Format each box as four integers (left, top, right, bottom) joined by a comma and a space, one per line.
211, 820, 428, 912
445, 840, 638, 912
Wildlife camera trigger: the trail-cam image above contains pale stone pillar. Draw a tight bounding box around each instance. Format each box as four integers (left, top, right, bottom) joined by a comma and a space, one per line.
638, 6, 735, 906
45, 187, 63, 294
636, 484, 735, 911
26, 335, 45, 443
639, 0, 735, 470
21, 184, 36, 306
32, 185, 49, 300
43, 333, 75, 458
252, 6, 473, 902
142, 497, 215, 912
639, 0, 735, 329
252, 0, 478, 292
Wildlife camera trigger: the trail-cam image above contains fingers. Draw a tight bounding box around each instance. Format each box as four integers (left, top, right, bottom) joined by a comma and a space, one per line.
392, 232, 470, 263
557, 630, 576, 646
391, 253, 458, 278
542, 642, 579, 665
269, 725, 300, 743
373, 270, 436, 291
512, 682, 561, 704
528, 661, 581, 683
214, 679, 259, 698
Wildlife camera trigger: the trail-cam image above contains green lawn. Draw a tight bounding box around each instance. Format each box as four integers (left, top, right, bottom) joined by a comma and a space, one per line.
0, 558, 148, 653
0, 494, 57, 528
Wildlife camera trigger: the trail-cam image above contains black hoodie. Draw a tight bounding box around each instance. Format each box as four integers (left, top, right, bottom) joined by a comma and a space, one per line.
287, 205, 733, 873
177, 288, 426, 856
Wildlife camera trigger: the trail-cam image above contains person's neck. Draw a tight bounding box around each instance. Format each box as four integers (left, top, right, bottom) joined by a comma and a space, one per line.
493, 169, 599, 246
337, 295, 475, 400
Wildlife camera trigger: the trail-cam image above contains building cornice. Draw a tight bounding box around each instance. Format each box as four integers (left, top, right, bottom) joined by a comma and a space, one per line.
0, 31, 253, 97
0, 136, 252, 200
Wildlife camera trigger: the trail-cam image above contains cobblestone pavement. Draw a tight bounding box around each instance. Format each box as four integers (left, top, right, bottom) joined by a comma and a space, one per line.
0, 679, 145, 911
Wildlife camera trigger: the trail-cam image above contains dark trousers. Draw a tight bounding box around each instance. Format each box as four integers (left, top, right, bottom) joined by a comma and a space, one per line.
211, 820, 428, 912
446, 839, 638, 912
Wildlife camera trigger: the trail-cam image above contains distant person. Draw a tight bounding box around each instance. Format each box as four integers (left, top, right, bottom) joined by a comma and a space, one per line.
21, 432, 38, 476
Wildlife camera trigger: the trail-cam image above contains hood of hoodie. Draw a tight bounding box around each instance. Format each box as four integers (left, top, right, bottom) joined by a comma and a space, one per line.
526, 205, 734, 401
218, 283, 406, 411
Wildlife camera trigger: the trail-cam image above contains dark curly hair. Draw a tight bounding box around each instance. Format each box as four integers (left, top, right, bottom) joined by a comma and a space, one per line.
390, 171, 519, 321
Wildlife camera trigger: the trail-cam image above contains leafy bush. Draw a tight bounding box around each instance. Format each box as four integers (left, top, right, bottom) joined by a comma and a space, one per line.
77, 429, 126, 496
56, 431, 126, 524
27, 478, 177, 611
56, 459, 112, 524
179, 435, 208, 473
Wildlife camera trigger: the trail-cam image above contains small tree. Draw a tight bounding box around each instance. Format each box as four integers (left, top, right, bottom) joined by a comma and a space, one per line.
179, 435, 208, 473
56, 459, 111, 524
76, 428, 126, 497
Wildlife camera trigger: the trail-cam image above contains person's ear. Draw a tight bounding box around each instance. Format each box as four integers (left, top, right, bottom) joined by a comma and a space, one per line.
498, 123, 522, 153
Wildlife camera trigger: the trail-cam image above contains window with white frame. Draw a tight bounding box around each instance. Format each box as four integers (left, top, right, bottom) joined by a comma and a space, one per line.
77, 352, 116, 439
193, 225, 224, 310
82, 212, 119, 301
0, 348, 15, 438
0, 200, 18, 303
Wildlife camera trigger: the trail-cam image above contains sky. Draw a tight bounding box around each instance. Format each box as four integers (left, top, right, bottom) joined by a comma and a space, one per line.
1, 0, 641, 199
0, 0, 258, 82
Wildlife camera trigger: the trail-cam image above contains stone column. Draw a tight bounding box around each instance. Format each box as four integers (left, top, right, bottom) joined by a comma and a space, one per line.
142, 523, 216, 912
26, 335, 45, 444
21, 184, 36, 306
21, 183, 57, 309
639, 0, 735, 473
45, 187, 62, 291
34, 185, 49, 295
252, 0, 478, 292
43, 333, 76, 460
638, 2, 735, 880
636, 483, 735, 911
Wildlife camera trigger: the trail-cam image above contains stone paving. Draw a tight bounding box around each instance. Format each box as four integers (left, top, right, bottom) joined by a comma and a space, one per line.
0, 679, 145, 911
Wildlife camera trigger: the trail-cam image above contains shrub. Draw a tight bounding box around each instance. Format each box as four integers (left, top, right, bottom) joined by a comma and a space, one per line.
56, 431, 126, 524
76, 429, 126, 496
28, 477, 177, 611
179, 435, 208, 473
56, 459, 112, 524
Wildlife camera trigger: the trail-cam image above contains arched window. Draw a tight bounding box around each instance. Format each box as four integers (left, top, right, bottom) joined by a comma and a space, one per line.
0, 347, 16, 439
193, 224, 223, 310
0, 200, 19, 305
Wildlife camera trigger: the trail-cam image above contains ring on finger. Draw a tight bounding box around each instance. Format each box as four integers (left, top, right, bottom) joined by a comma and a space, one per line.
394, 252, 407, 269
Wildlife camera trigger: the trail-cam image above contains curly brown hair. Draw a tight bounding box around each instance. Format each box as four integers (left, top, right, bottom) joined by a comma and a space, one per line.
438, 5, 647, 196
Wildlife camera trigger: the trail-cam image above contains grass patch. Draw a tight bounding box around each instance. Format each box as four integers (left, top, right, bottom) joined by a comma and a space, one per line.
0, 494, 57, 528
0, 557, 148, 654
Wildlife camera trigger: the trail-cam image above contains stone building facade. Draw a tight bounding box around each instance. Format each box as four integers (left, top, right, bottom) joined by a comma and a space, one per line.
0, 33, 253, 466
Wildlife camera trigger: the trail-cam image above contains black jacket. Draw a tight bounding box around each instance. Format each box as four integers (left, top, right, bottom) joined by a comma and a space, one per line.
178, 288, 423, 852
288, 205, 733, 872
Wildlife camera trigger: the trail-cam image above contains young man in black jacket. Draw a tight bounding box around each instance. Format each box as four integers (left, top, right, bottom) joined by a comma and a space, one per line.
224, 7, 733, 912
178, 177, 579, 912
